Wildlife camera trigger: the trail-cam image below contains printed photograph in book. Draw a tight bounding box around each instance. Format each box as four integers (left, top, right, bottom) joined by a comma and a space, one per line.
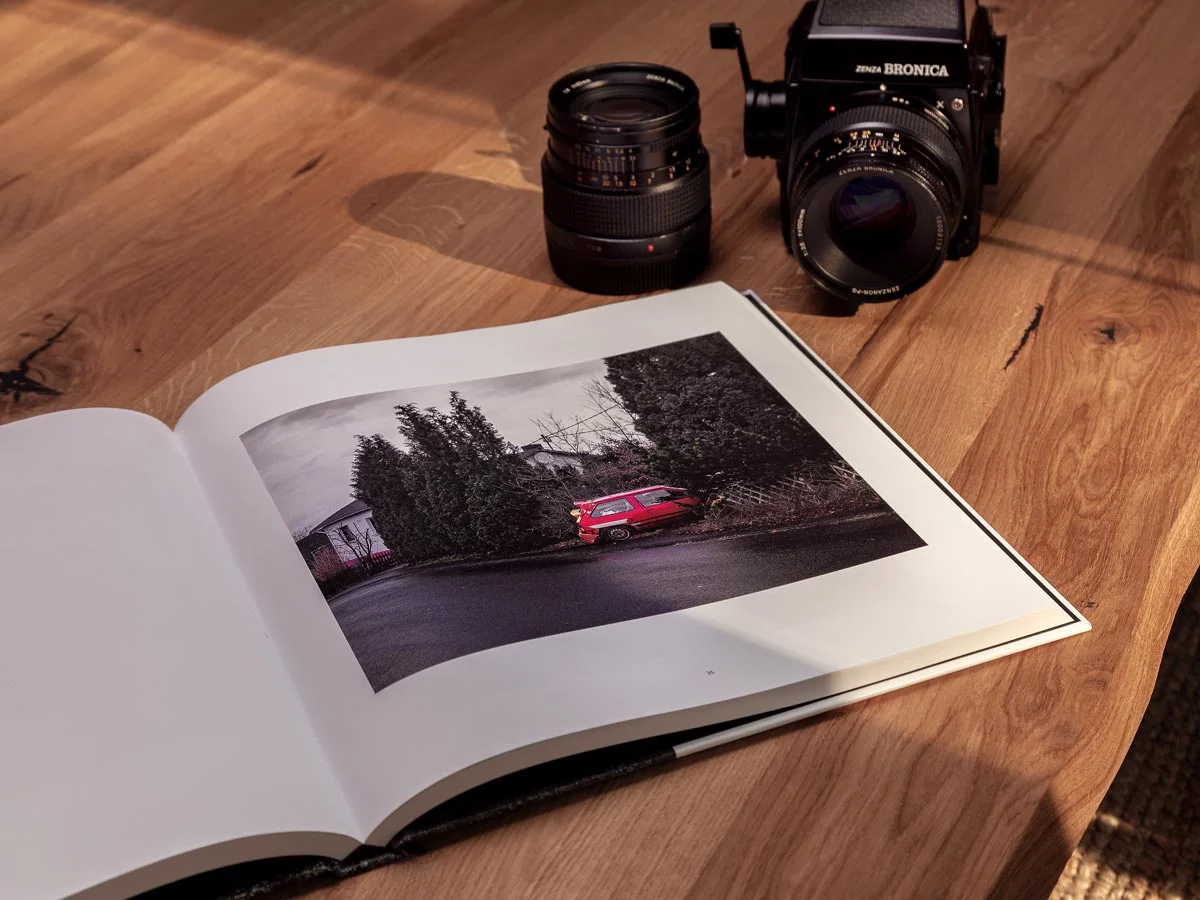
240, 333, 926, 691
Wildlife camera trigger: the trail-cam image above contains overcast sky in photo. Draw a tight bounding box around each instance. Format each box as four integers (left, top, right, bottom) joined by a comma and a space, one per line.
241, 358, 631, 534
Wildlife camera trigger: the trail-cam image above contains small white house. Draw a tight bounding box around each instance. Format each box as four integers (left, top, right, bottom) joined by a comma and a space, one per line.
519, 443, 587, 473
313, 499, 389, 565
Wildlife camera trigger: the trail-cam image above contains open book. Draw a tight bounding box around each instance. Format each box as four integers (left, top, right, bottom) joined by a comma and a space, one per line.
0, 283, 1088, 900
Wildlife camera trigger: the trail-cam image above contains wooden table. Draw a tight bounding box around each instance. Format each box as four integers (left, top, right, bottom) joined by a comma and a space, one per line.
3, 0, 1198, 897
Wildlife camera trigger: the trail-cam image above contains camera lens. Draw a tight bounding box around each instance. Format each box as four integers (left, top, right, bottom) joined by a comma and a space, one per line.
786, 105, 968, 301
542, 63, 710, 295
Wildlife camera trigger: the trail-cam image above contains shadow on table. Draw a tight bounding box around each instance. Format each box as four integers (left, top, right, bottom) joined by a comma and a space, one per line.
676, 708, 1077, 900
50, 0, 1189, 322
75, 0, 1196, 266
980, 235, 1200, 298
346, 172, 557, 285
1049, 572, 1200, 899
134, 694, 1079, 900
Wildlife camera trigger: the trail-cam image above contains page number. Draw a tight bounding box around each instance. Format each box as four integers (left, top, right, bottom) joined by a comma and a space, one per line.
706, 670, 715, 676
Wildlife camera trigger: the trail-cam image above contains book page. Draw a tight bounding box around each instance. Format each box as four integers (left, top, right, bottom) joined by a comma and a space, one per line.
0, 409, 356, 900
174, 282, 1085, 840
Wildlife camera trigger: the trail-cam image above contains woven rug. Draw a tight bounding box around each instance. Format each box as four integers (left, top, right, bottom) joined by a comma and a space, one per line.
1050, 578, 1200, 900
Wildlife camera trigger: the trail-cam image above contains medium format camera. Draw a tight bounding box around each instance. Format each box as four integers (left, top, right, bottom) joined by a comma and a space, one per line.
712, 0, 1006, 301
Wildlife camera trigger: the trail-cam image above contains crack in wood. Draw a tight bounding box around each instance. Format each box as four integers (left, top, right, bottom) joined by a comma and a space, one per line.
0, 317, 76, 403
1098, 323, 1117, 343
0, 172, 27, 194
1004, 304, 1044, 370
291, 153, 325, 178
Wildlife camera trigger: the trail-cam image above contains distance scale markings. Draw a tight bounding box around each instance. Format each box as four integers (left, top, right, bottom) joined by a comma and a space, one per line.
815, 131, 908, 161
572, 150, 696, 188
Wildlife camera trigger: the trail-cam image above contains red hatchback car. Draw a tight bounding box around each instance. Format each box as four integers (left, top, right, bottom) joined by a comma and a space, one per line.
571, 485, 702, 544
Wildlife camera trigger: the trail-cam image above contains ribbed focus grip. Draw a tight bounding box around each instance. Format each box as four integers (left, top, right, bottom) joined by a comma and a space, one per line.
541, 153, 711, 239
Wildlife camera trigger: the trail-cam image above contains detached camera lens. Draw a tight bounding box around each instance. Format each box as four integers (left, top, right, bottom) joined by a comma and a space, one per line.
542, 63, 711, 295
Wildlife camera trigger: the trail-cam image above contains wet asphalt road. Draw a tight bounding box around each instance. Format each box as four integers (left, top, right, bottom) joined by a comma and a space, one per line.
329, 513, 924, 691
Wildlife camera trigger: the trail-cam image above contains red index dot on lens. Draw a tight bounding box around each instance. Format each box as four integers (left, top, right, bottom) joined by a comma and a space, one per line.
647, 244, 655, 252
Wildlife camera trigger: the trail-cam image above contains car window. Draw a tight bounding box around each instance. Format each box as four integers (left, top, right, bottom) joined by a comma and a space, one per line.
634, 489, 674, 507
592, 498, 634, 516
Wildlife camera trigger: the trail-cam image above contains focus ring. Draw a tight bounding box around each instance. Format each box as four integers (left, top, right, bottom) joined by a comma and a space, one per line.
542, 153, 710, 238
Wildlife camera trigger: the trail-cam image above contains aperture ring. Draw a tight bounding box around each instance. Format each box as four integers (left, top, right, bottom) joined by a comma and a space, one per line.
793, 103, 967, 198
546, 122, 702, 175
541, 153, 710, 239
543, 148, 699, 188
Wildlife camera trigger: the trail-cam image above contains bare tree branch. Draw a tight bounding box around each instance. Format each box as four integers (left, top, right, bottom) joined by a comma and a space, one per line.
330, 521, 377, 569
529, 379, 644, 455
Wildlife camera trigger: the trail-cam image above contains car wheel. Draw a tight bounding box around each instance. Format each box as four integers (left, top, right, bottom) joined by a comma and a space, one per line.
604, 525, 634, 542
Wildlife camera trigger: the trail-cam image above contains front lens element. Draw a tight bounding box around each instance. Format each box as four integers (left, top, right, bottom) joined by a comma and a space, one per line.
830, 175, 918, 256
568, 89, 670, 123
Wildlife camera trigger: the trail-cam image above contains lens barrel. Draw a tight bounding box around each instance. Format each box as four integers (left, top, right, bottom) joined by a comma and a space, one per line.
786, 104, 968, 301
542, 63, 711, 295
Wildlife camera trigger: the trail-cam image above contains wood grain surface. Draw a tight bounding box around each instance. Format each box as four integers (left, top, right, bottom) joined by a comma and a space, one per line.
2, 0, 1199, 897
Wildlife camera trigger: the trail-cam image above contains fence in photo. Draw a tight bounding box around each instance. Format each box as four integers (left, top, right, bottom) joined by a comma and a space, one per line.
309, 546, 400, 599
717, 462, 880, 516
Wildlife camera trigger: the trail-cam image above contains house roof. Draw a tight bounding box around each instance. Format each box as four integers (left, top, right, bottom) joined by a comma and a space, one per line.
519, 443, 584, 460
313, 498, 370, 531
295, 531, 333, 553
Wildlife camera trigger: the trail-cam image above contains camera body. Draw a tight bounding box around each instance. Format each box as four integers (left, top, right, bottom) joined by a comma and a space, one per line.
712, 0, 1006, 299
